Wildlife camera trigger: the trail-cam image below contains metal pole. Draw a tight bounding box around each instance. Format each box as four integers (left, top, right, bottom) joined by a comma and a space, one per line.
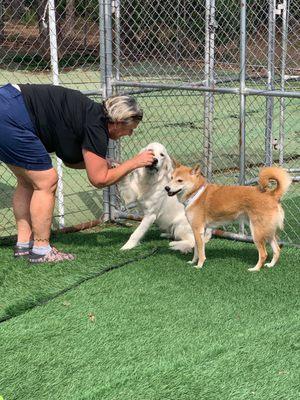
100, 0, 117, 221
48, 0, 59, 87
114, 211, 300, 248
114, 80, 300, 98
239, 0, 247, 236
114, 0, 121, 82
104, 0, 113, 97
48, 0, 65, 229
265, 0, 276, 166
112, 0, 122, 181
203, 0, 215, 180
239, 0, 246, 186
175, 0, 179, 62
104, 0, 118, 221
113, 0, 122, 173
203, 0, 210, 177
279, 0, 289, 165
99, 0, 110, 222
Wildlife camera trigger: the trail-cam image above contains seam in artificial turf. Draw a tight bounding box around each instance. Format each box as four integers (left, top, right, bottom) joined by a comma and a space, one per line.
0, 247, 158, 325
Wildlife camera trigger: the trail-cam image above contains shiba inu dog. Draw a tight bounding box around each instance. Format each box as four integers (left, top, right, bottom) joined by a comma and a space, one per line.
165, 162, 292, 271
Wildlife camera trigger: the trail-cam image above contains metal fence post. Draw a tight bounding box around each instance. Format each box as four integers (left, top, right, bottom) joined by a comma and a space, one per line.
203, 0, 215, 181
114, 0, 121, 83
239, 0, 246, 186
239, 0, 247, 236
100, 0, 117, 221
113, 0, 122, 174
48, 0, 65, 229
265, 0, 276, 166
105, 0, 118, 220
99, 0, 109, 222
279, 0, 290, 166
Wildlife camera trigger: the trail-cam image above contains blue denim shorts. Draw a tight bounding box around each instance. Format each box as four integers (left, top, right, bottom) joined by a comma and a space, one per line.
0, 84, 52, 171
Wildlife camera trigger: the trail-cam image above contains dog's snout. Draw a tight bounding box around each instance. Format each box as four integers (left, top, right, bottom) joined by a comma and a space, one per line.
152, 158, 158, 165
165, 186, 170, 192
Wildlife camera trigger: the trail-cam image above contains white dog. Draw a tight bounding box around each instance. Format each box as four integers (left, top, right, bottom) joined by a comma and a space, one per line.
117, 142, 195, 252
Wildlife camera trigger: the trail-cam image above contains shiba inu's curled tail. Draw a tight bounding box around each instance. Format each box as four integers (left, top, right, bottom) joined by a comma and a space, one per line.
258, 167, 292, 200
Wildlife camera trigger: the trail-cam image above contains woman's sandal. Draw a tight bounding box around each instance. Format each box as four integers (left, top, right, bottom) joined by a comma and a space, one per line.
28, 247, 75, 263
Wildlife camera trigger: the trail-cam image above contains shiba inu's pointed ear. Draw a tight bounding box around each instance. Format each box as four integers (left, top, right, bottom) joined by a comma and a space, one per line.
171, 158, 181, 169
191, 164, 202, 176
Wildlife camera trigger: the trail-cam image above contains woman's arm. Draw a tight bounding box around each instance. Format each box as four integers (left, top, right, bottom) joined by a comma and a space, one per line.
82, 148, 154, 188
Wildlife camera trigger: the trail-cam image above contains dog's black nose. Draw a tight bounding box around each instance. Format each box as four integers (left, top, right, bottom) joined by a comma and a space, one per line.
165, 186, 170, 192
152, 158, 158, 165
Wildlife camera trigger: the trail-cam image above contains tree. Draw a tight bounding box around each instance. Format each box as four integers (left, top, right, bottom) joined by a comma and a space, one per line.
35, 0, 49, 57
64, 0, 75, 37
11, 0, 26, 20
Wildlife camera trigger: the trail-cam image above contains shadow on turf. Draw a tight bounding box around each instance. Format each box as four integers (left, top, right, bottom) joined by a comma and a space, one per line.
0, 222, 263, 267
54, 227, 259, 267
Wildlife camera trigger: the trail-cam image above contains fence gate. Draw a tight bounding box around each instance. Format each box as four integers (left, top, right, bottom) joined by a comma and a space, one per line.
105, 0, 300, 247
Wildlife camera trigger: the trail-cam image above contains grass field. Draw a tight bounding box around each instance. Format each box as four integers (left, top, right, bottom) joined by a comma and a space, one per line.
0, 225, 299, 400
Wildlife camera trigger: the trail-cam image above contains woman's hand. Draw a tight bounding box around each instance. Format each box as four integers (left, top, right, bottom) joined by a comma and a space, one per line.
131, 150, 155, 168
83, 149, 155, 188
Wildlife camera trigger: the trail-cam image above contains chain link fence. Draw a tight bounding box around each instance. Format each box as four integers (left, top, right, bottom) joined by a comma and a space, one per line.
0, 0, 299, 245
0, 0, 104, 237
111, 0, 300, 245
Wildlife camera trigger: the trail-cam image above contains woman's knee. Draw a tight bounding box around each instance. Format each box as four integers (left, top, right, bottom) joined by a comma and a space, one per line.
48, 169, 59, 192
27, 168, 59, 193
41, 169, 59, 193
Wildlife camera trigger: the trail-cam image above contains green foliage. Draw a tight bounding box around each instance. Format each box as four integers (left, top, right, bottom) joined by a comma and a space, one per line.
20, 7, 37, 25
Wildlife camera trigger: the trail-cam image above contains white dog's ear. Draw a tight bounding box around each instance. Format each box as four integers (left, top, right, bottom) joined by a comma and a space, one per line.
171, 158, 181, 169
164, 153, 174, 179
191, 164, 202, 176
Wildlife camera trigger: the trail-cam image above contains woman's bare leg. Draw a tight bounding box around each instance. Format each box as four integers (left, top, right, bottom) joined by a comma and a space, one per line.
8, 164, 58, 247
8, 164, 74, 262
12, 177, 33, 243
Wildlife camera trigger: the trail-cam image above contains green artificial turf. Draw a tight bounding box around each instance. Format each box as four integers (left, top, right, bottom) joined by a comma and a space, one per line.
0, 225, 159, 322
0, 225, 299, 400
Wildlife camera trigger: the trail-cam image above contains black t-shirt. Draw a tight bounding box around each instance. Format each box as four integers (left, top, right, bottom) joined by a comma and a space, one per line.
19, 84, 109, 164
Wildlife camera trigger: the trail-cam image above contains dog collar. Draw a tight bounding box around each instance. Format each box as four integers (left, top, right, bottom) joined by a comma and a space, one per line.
183, 185, 207, 209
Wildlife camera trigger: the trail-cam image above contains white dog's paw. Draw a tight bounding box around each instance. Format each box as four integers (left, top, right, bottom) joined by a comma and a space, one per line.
120, 242, 138, 251
191, 258, 205, 269
169, 241, 193, 254
193, 259, 206, 269
247, 266, 261, 272
264, 262, 275, 268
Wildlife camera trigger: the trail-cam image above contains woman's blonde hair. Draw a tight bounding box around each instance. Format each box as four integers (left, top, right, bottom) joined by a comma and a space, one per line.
103, 95, 143, 124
